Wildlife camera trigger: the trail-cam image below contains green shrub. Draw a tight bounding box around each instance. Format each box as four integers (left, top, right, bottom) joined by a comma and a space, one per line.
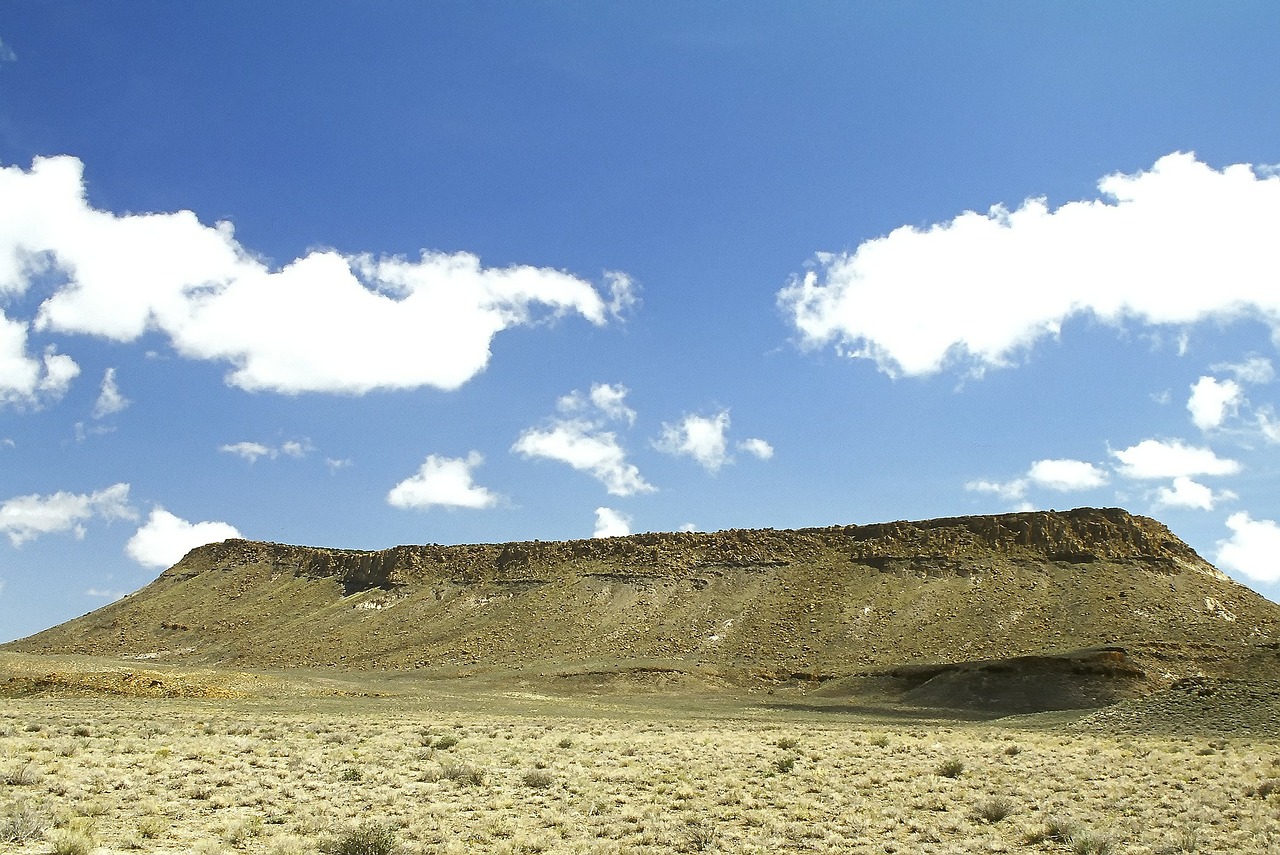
772, 754, 797, 773
936, 758, 964, 778
326, 822, 398, 855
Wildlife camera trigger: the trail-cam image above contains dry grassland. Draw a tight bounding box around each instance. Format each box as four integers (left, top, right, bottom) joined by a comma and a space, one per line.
1, 694, 1278, 855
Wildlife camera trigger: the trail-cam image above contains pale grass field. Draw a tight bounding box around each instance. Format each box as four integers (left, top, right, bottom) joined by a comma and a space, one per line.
1, 695, 1278, 855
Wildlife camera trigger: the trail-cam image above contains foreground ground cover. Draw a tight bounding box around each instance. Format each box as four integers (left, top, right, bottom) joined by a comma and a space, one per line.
1, 693, 1278, 854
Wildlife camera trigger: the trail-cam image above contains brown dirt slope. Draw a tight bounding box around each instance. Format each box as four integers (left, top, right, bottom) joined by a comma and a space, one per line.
7, 508, 1279, 688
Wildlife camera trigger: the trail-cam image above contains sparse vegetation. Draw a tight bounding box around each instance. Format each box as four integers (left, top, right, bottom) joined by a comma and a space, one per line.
0, 800, 46, 843
521, 769, 554, 789
972, 795, 1015, 823
325, 822, 397, 855
0, 658, 1276, 854
936, 757, 964, 778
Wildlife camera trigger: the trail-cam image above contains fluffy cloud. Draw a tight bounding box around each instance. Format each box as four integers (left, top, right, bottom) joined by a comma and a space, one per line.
655, 412, 731, 472
1153, 476, 1234, 511
0, 483, 135, 546
0, 312, 79, 408
1215, 512, 1280, 584
386, 452, 501, 511
1026, 459, 1109, 491
513, 385, 654, 496
514, 420, 653, 496
965, 478, 1028, 501
779, 153, 1280, 377
593, 507, 631, 538
0, 155, 631, 395
738, 437, 775, 460
125, 507, 241, 569
654, 410, 773, 472
560, 382, 637, 426
1187, 376, 1243, 431
1110, 439, 1241, 480
967, 457, 1106, 502
91, 367, 129, 418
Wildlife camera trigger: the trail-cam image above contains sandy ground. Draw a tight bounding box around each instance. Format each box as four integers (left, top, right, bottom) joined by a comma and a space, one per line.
1, 655, 1278, 854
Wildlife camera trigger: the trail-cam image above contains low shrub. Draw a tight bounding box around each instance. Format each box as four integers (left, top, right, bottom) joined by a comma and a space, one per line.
326, 822, 398, 855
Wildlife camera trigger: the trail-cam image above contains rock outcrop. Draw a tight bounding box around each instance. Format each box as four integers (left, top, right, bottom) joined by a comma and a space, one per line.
7, 508, 1278, 689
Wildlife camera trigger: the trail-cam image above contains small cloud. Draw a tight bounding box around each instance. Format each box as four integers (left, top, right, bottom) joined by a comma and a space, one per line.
1216, 512, 1280, 584
655, 411, 731, 472
604, 271, 639, 319
0, 38, 14, 63
557, 382, 636, 425
387, 452, 501, 511
593, 507, 631, 538
1153, 476, 1235, 511
1027, 459, 1109, 491
1187, 376, 1243, 431
965, 478, 1028, 501
219, 438, 315, 463
85, 588, 126, 601
1110, 439, 1241, 480
125, 507, 241, 569
514, 385, 653, 496
678, 522, 698, 533
738, 438, 774, 460
0, 483, 136, 546
220, 441, 275, 463
0, 438, 11, 448
280, 438, 315, 458
92, 367, 130, 419
1213, 355, 1274, 385
325, 457, 353, 473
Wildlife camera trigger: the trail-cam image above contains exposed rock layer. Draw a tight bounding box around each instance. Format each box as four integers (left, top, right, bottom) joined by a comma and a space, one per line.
8, 508, 1278, 686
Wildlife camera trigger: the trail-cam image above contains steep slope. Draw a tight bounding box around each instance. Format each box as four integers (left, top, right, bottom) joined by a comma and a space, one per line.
9, 508, 1279, 686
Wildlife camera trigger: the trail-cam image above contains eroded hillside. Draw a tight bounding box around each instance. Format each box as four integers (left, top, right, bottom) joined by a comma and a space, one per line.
9, 508, 1278, 689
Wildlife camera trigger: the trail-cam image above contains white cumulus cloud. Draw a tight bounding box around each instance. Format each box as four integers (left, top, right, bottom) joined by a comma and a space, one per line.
1153, 476, 1234, 511
0, 312, 79, 408
387, 452, 501, 511
125, 507, 242, 569
656, 411, 731, 472
1187, 376, 1243, 431
514, 419, 653, 496
593, 507, 631, 538
0, 155, 630, 396
965, 478, 1028, 501
513, 385, 654, 496
92, 367, 130, 418
967, 457, 1106, 503
1026, 458, 1109, 491
779, 153, 1280, 377
738, 437, 774, 460
0, 483, 136, 546
1110, 439, 1241, 480
1216, 512, 1280, 584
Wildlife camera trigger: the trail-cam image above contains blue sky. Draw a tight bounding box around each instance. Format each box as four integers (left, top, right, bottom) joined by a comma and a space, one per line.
3, 3, 1280, 641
